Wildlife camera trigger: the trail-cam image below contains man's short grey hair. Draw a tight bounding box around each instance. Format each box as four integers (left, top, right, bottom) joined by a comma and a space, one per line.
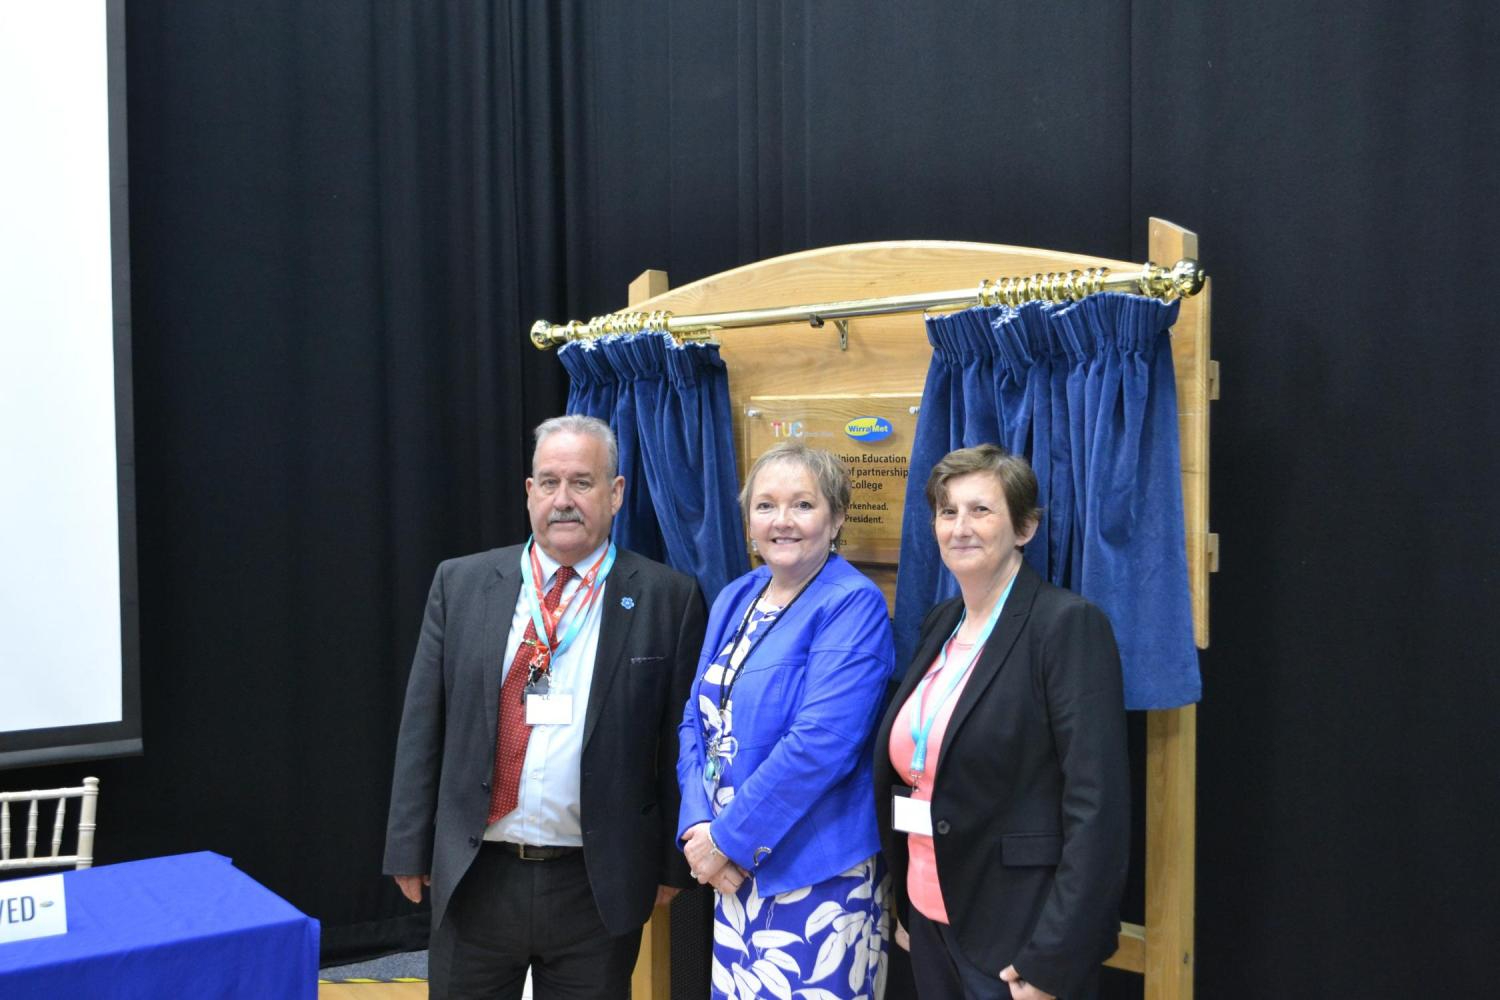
533, 415, 619, 478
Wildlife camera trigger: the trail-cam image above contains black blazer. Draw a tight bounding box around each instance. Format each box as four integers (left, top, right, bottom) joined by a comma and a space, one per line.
873, 561, 1129, 999
384, 544, 707, 936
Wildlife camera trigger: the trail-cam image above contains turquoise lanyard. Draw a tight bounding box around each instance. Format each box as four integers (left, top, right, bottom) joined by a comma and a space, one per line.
519, 537, 616, 666
907, 572, 1017, 782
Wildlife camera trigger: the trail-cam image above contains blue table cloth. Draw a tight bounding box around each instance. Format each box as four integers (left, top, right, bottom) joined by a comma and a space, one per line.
0, 851, 319, 999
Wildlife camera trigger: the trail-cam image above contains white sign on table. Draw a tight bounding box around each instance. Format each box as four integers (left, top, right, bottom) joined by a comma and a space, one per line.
0, 874, 68, 945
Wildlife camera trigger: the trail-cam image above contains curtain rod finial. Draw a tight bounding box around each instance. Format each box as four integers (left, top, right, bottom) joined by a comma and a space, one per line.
531, 320, 561, 350
1172, 259, 1206, 298
1140, 259, 1207, 301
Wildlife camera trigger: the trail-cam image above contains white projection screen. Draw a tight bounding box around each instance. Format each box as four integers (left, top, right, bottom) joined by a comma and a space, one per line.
0, 0, 139, 768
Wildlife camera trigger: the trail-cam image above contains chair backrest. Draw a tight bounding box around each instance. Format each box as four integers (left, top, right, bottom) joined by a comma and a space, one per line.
0, 777, 99, 872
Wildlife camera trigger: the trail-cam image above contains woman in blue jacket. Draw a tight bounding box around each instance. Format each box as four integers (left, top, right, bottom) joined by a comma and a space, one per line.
678, 442, 896, 999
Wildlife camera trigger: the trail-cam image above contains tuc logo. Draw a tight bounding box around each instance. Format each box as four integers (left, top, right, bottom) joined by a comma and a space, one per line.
844, 416, 893, 442
769, 419, 805, 438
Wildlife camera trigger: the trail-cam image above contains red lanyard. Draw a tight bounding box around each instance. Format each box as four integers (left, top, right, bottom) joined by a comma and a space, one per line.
526, 541, 610, 655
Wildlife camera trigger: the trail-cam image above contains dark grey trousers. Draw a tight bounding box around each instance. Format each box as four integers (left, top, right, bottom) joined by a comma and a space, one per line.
907, 908, 1100, 1000
430, 844, 643, 1000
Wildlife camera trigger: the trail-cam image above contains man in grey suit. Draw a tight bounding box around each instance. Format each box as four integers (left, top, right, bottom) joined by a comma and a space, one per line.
384, 415, 707, 1000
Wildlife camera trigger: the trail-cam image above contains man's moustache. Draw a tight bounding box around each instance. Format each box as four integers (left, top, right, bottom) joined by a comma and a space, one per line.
548, 511, 584, 524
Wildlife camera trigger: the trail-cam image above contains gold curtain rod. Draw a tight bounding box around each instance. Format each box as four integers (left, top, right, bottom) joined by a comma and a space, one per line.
530, 258, 1204, 350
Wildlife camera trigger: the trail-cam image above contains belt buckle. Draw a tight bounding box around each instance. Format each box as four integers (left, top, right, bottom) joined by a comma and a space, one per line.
516, 843, 545, 861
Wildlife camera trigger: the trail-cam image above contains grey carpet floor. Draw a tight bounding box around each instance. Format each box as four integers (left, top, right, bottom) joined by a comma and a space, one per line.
320, 949, 428, 980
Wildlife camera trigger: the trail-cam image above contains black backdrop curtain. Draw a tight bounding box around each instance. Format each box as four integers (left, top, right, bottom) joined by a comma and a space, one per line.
5, 1, 1497, 994
8, 1, 587, 958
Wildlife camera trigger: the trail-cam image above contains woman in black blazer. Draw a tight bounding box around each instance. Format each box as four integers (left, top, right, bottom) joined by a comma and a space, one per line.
875, 445, 1129, 1000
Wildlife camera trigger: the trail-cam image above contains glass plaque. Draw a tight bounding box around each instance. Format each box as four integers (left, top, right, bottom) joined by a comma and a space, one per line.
743, 393, 920, 565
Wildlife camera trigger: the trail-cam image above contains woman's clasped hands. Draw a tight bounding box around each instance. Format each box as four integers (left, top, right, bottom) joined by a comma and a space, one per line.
681, 822, 748, 895
1000, 964, 1055, 1000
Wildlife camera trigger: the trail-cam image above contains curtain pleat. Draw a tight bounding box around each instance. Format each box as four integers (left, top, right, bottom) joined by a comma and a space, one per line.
559, 332, 748, 604
895, 293, 1200, 710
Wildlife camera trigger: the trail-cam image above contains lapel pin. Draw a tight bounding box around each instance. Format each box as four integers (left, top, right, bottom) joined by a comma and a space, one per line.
620, 596, 635, 610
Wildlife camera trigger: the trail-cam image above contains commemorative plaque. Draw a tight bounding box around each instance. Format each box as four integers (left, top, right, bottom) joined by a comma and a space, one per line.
743, 393, 921, 565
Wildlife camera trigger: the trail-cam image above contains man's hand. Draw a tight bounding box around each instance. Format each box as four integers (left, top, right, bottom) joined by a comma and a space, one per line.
654, 885, 682, 908
894, 920, 910, 951
1000, 965, 1055, 1000
393, 874, 430, 904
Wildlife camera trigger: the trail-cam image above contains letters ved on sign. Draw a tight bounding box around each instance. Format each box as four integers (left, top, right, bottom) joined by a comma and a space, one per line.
0, 873, 68, 945
0, 895, 38, 923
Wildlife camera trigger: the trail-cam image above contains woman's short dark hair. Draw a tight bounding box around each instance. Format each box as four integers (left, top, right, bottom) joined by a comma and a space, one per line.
740, 442, 852, 548
924, 444, 1043, 536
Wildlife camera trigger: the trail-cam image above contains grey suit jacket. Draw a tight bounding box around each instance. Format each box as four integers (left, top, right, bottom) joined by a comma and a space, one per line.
383, 543, 707, 935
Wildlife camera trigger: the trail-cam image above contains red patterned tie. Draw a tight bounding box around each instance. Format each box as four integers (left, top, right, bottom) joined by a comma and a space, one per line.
487, 564, 575, 824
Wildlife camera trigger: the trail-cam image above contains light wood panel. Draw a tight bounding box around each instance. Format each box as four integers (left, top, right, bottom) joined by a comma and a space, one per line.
632, 241, 1142, 316
630, 903, 671, 1000
1105, 921, 1147, 973
318, 983, 427, 999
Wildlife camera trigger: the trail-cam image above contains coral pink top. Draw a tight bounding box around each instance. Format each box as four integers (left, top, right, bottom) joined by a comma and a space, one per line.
887, 639, 978, 924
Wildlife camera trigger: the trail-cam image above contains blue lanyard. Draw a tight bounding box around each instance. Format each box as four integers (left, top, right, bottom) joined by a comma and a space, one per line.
519, 537, 616, 665
907, 572, 1018, 781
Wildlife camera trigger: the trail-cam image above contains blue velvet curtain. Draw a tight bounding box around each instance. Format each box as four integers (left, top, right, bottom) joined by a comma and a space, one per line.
894, 293, 1200, 709
559, 332, 748, 604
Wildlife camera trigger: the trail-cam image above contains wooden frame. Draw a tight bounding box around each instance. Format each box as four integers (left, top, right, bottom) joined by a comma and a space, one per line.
626, 221, 1215, 1000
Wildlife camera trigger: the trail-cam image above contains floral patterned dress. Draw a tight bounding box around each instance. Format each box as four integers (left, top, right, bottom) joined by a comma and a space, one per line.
698, 603, 890, 1000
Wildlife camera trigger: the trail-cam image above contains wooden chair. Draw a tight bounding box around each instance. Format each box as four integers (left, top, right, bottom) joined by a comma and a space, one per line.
0, 777, 100, 872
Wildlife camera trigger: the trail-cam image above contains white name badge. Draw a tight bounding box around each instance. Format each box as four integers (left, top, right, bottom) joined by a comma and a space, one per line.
0, 872, 68, 945
892, 792, 934, 837
526, 692, 574, 726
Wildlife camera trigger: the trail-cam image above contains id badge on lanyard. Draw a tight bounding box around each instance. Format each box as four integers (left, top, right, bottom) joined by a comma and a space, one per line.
526, 690, 574, 725
891, 786, 933, 836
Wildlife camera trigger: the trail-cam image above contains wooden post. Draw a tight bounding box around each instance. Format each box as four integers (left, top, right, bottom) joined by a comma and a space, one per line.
629, 269, 670, 308
627, 268, 674, 1000
1151, 218, 1215, 649
1141, 218, 1214, 1000
1145, 706, 1197, 999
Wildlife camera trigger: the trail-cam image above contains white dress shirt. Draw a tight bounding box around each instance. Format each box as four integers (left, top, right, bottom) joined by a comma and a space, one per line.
485, 540, 608, 847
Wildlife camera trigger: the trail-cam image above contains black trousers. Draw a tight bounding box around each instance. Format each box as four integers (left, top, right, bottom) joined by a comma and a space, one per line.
907, 908, 1100, 1000
430, 844, 642, 1000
